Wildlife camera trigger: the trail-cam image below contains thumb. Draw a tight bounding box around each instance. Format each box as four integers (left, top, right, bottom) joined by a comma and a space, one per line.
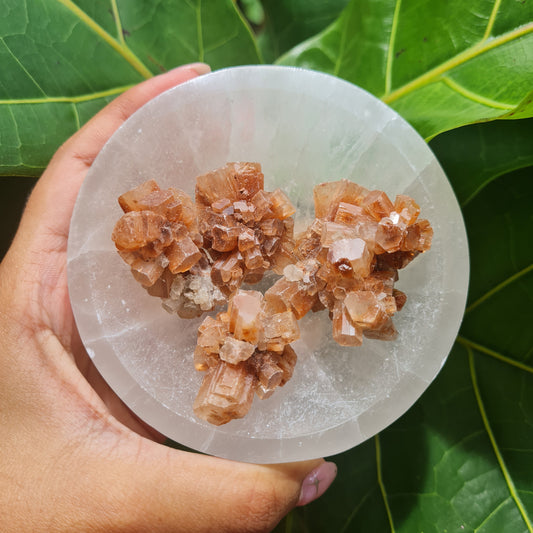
96, 437, 336, 533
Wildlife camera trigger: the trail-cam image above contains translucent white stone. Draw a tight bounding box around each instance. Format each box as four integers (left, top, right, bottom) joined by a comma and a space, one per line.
67, 66, 469, 463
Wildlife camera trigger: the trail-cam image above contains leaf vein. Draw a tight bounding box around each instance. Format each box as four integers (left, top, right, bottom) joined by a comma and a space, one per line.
71, 102, 80, 130
476, 497, 513, 531
0, 84, 134, 105
196, 0, 204, 62
468, 349, 533, 531
483, 0, 503, 41
0, 37, 47, 97
333, 11, 349, 76
442, 76, 516, 110
375, 434, 395, 532
384, 0, 402, 95
54, 0, 152, 78
466, 263, 533, 313
382, 21, 533, 104
339, 486, 376, 533
7, 106, 22, 149
110, 0, 125, 46
457, 336, 533, 375
203, 29, 239, 54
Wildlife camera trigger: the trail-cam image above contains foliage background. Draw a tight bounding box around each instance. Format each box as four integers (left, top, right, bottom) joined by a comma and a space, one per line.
1, 1, 532, 531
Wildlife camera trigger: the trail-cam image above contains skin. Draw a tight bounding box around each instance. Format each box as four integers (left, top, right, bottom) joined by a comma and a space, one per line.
0, 64, 324, 533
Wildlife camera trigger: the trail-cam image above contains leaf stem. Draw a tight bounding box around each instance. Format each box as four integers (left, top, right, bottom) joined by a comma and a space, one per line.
375, 434, 395, 532
468, 348, 533, 532
382, 21, 533, 104
55, 0, 152, 78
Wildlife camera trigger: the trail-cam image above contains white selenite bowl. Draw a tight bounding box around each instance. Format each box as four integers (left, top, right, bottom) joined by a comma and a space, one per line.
67, 66, 469, 463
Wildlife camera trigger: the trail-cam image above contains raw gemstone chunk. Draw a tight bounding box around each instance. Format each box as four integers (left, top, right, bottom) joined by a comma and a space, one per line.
332, 301, 363, 346
326, 238, 372, 278
363, 318, 398, 340
197, 316, 228, 355
118, 179, 160, 212
219, 337, 256, 364
129, 256, 165, 287
261, 310, 299, 352
134, 189, 182, 221
313, 180, 368, 220
269, 188, 296, 219
146, 268, 175, 298
112, 211, 171, 252
333, 202, 365, 224
228, 290, 264, 344
250, 351, 284, 389
193, 361, 256, 426
196, 162, 264, 206
278, 345, 298, 385
393, 289, 407, 311
165, 237, 202, 274
344, 290, 390, 329
162, 264, 226, 318
170, 188, 198, 230
360, 190, 394, 220
375, 219, 405, 253
394, 194, 420, 225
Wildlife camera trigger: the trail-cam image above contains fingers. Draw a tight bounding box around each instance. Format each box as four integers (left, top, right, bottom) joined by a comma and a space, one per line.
52, 62, 211, 175
16, 63, 211, 247
93, 438, 337, 533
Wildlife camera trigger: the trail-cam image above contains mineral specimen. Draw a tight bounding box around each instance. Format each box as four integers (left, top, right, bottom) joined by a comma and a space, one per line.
112, 164, 432, 426
196, 162, 296, 294
193, 289, 299, 425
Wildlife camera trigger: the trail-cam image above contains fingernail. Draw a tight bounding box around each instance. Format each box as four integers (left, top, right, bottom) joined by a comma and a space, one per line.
297, 461, 337, 506
186, 62, 211, 76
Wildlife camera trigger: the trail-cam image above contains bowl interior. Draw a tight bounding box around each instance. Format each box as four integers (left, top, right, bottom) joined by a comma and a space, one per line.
67, 66, 469, 463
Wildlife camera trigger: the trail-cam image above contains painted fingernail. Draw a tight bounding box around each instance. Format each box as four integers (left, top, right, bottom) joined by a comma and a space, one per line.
186, 62, 211, 76
297, 461, 337, 506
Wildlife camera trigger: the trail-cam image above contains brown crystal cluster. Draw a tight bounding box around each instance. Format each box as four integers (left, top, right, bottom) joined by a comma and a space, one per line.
264, 179, 433, 347
111, 179, 226, 318
112, 163, 433, 426
196, 162, 296, 293
193, 289, 298, 425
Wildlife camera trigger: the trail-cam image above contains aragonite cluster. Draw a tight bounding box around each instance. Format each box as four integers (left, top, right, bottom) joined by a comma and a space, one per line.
112, 163, 432, 425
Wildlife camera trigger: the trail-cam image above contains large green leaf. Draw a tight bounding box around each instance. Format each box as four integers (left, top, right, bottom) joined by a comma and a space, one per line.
257, 0, 349, 63
278, 0, 533, 140
0, 0, 260, 176
275, 166, 533, 532
429, 118, 533, 207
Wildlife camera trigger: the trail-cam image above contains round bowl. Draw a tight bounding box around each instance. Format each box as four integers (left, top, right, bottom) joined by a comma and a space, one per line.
67, 65, 469, 463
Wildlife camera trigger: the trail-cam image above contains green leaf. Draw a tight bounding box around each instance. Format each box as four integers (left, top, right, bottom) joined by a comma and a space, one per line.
257, 0, 349, 63
275, 166, 533, 532
278, 0, 533, 140
429, 118, 533, 207
0, 0, 260, 177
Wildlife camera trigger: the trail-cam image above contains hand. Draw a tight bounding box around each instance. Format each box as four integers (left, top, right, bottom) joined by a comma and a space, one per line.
0, 64, 337, 533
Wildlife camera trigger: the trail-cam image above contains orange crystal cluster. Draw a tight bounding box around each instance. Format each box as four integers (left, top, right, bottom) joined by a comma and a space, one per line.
193, 289, 298, 425
111, 164, 433, 426
196, 162, 296, 293
111, 179, 226, 318
268, 179, 433, 346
